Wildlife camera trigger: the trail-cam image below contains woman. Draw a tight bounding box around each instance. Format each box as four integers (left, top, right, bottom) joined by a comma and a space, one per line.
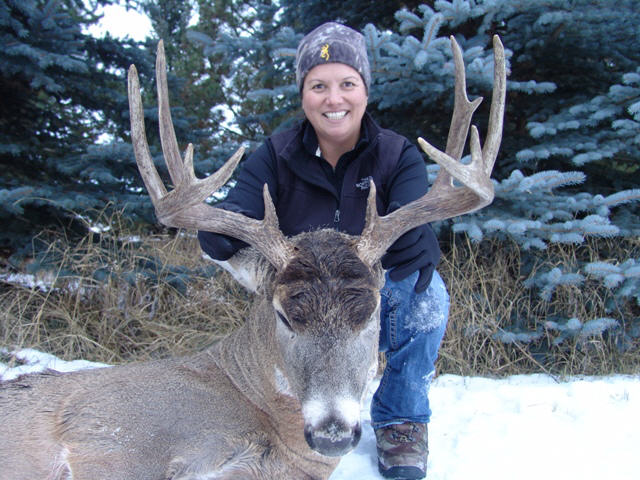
198, 22, 449, 480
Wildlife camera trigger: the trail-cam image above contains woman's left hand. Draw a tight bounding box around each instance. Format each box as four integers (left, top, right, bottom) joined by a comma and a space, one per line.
380, 222, 440, 294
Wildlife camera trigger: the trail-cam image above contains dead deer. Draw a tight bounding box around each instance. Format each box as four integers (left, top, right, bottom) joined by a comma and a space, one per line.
0, 35, 505, 480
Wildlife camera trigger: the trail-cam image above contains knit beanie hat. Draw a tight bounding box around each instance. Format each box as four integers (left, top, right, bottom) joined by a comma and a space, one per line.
295, 22, 371, 93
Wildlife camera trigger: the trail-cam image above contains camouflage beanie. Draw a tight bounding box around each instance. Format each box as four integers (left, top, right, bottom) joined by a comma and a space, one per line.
295, 22, 371, 93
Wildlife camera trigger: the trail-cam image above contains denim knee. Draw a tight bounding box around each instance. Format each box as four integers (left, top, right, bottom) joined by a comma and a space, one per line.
379, 270, 449, 353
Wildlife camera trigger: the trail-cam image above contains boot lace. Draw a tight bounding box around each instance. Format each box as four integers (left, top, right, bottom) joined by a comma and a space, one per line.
390, 423, 419, 443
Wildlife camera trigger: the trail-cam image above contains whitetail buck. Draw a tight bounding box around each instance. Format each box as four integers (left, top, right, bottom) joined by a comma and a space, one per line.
0, 36, 505, 480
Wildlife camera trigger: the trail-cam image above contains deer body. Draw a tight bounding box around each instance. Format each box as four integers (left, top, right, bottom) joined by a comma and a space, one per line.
0, 233, 383, 480
2, 354, 287, 480
1, 338, 331, 480
0, 35, 505, 479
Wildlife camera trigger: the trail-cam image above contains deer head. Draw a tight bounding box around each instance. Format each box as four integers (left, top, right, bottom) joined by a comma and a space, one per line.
127, 35, 505, 457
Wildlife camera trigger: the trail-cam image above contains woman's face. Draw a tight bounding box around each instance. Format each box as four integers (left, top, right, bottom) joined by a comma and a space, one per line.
301, 62, 368, 148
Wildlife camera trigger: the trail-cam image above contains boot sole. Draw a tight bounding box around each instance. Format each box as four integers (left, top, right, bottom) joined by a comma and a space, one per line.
378, 461, 426, 479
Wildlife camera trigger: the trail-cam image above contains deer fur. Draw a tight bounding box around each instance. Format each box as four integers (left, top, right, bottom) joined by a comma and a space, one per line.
0, 230, 383, 480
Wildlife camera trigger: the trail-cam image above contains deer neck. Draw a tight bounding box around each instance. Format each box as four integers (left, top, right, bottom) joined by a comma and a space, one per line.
212, 301, 287, 416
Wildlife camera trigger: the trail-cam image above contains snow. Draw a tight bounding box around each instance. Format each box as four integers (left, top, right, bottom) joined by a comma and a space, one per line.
340, 374, 640, 480
2, 349, 639, 479
0, 272, 56, 291
0, 349, 108, 380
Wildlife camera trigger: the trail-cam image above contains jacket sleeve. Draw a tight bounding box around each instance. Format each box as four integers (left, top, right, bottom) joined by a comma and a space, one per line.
381, 140, 441, 286
198, 141, 278, 261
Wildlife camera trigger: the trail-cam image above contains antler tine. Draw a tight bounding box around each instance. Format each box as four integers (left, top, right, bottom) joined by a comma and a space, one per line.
482, 35, 506, 174
128, 63, 167, 205
152, 40, 250, 219
445, 36, 484, 161
356, 35, 506, 266
128, 41, 294, 271
156, 40, 186, 188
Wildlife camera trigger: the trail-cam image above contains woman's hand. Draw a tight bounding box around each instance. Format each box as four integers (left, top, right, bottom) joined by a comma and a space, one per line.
380, 202, 440, 293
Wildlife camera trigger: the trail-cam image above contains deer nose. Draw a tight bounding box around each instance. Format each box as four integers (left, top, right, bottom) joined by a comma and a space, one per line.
304, 420, 361, 457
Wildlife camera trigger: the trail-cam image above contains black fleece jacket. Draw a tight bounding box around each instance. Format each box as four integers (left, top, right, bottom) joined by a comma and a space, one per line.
198, 113, 440, 285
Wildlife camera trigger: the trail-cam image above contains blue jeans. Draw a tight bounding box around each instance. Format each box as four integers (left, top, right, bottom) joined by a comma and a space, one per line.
371, 270, 449, 429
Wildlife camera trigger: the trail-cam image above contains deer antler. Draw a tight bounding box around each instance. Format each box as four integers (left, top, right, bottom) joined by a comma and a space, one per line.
128, 40, 293, 271
356, 35, 506, 265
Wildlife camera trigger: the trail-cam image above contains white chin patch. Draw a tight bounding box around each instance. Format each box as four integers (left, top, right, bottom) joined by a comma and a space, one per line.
274, 367, 295, 398
302, 399, 328, 428
335, 397, 361, 427
302, 397, 361, 428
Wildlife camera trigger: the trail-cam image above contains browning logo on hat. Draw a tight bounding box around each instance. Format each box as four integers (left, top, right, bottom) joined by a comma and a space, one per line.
320, 43, 330, 61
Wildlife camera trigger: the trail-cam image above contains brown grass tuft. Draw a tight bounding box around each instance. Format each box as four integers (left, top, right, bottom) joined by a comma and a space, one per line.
1, 226, 248, 364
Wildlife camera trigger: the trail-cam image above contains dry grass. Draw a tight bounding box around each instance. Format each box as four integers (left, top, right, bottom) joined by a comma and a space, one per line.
1, 226, 248, 364
1, 222, 638, 375
438, 235, 640, 376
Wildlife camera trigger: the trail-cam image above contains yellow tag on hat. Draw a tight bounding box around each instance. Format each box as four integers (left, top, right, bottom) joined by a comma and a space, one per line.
320, 44, 330, 61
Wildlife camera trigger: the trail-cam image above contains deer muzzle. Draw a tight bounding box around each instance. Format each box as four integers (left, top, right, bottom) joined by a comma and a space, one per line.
302, 397, 362, 456
304, 419, 362, 457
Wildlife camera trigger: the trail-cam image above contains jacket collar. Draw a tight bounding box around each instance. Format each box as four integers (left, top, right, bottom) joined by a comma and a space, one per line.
281, 111, 382, 163
277, 112, 383, 197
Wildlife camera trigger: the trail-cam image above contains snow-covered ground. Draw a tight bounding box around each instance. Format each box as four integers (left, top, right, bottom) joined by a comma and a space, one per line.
2, 349, 638, 479
337, 372, 640, 480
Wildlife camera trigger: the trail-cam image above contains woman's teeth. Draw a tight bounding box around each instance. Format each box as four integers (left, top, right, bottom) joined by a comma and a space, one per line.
324, 111, 347, 120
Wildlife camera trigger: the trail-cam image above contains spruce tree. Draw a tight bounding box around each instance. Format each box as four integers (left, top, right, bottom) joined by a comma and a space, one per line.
1, 0, 139, 256
187, 0, 301, 142
279, 0, 426, 31
0, 0, 217, 262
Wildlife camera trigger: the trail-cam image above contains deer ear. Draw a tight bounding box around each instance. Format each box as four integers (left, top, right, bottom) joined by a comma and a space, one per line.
211, 247, 274, 294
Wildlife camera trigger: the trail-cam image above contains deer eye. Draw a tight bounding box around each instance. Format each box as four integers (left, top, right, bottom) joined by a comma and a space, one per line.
276, 311, 294, 332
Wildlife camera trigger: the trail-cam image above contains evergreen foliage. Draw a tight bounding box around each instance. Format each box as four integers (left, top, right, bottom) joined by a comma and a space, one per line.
1, 0, 147, 258
187, 0, 299, 141
138, 0, 225, 152
0, 0, 225, 262
278, 0, 426, 31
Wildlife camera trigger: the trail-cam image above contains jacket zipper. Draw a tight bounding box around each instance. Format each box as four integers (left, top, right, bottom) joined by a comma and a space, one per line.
332, 136, 381, 231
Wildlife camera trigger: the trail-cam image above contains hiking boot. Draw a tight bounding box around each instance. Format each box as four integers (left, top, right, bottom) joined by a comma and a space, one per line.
375, 422, 428, 479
